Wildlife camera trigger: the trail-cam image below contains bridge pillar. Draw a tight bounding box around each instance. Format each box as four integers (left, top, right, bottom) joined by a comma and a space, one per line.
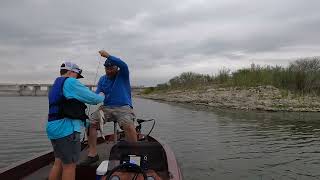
33, 85, 41, 96
18, 85, 26, 96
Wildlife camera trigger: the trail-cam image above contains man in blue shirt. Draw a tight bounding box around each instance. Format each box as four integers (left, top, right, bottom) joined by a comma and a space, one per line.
47, 62, 104, 180
80, 50, 137, 165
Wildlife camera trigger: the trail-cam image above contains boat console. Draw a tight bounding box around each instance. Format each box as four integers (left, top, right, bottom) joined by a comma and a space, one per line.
109, 141, 168, 171
96, 141, 167, 180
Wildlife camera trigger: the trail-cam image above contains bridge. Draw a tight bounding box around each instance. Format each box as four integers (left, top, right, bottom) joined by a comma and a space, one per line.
0, 84, 145, 96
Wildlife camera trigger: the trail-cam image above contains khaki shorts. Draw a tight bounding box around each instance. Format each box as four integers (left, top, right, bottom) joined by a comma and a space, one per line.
90, 105, 135, 129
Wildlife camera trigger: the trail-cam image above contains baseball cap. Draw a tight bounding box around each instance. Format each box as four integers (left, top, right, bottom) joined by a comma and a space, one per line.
60, 61, 84, 78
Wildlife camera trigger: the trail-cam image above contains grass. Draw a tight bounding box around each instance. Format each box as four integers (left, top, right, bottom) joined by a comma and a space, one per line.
143, 57, 320, 96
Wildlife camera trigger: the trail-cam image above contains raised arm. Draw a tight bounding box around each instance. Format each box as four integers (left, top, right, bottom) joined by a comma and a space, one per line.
99, 50, 129, 76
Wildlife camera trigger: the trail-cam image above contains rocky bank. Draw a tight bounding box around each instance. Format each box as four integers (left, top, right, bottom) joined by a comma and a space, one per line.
138, 85, 320, 112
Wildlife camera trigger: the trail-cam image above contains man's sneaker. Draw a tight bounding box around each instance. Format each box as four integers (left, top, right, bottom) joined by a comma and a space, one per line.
79, 155, 99, 166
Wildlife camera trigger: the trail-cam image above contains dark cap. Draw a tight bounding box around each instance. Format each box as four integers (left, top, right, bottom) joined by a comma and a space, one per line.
104, 59, 114, 67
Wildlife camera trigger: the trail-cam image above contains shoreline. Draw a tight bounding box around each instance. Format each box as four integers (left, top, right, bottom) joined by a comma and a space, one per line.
137, 85, 320, 112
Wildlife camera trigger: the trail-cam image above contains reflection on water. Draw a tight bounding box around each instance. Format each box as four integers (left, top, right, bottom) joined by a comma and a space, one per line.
0, 97, 319, 179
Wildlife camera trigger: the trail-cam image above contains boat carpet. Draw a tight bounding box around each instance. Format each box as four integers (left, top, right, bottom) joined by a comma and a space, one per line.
24, 142, 112, 180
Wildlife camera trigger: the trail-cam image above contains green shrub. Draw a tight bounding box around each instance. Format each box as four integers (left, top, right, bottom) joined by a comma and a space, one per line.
142, 87, 155, 94
152, 57, 320, 96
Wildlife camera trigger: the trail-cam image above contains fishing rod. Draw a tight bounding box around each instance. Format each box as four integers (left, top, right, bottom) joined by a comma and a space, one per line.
82, 56, 103, 142
87, 56, 102, 114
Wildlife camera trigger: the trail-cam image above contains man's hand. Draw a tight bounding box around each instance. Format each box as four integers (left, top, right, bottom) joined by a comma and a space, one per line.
99, 92, 105, 97
99, 50, 110, 58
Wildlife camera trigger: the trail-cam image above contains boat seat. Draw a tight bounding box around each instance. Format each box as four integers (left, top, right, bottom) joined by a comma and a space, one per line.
109, 141, 168, 171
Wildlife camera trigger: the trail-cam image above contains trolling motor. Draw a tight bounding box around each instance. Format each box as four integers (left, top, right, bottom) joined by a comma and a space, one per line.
135, 118, 155, 134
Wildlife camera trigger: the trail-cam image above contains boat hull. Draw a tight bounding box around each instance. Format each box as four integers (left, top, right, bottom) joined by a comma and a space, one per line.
0, 134, 182, 180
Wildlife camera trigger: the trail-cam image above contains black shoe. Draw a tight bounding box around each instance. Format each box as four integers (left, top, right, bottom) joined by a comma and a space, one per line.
79, 155, 99, 166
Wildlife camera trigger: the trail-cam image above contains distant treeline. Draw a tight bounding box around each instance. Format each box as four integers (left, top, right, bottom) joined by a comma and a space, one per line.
145, 57, 320, 95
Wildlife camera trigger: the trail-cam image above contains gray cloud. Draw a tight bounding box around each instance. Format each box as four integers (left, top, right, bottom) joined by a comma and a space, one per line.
0, 0, 320, 86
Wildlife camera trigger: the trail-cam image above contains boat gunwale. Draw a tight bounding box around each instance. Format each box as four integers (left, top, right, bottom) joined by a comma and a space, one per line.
0, 135, 110, 179
0, 149, 54, 179
0, 134, 183, 180
155, 138, 183, 180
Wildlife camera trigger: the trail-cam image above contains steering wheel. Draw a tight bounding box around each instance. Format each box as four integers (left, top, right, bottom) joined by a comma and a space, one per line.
105, 163, 147, 180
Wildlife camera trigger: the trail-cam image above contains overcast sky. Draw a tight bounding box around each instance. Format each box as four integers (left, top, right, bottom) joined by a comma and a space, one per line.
0, 0, 319, 86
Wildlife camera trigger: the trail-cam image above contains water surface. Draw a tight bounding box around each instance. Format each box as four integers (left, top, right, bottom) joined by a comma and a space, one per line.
0, 97, 319, 180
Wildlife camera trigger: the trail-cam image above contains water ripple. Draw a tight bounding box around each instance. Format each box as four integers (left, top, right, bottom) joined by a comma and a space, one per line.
1, 97, 320, 180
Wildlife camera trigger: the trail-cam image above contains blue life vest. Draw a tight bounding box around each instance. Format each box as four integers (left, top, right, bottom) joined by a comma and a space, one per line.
48, 77, 89, 122
48, 77, 68, 121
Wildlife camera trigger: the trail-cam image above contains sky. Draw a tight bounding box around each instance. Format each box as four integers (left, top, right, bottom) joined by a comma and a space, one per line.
0, 0, 319, 86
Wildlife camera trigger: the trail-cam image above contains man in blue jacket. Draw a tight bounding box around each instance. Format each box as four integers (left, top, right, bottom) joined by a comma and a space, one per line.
47, 62, 104, 180
80, 50, 137, 165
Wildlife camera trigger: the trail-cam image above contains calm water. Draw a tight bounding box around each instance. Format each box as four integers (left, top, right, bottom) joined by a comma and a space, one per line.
0, 97, 320, 180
